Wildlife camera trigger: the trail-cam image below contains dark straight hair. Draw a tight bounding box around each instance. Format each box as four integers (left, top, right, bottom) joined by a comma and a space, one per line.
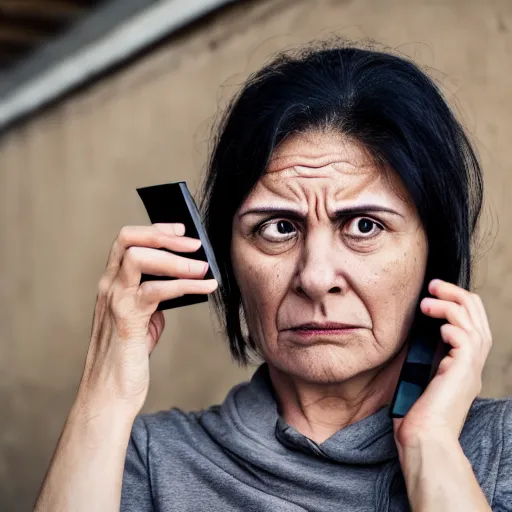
200, 42, 483, 365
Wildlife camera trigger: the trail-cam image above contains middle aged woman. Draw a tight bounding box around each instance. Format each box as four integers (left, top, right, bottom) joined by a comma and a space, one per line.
35, 43, 511, 511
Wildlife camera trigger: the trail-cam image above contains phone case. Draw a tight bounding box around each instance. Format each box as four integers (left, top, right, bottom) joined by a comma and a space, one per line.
137, 181, 222, 310
389, 315, 447, 418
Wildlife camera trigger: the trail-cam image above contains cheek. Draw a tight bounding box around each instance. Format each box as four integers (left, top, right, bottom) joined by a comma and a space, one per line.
231, 240, 290, 336
364, 240, 427, 344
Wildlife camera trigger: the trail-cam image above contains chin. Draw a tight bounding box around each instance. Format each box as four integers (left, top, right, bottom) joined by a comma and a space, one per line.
266, 344, 377, 385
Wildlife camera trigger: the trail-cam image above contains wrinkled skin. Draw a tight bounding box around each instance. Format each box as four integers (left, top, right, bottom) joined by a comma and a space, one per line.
231, 130, 429, 437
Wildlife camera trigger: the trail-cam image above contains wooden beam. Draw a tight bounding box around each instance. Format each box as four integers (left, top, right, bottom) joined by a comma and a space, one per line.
0, 1, 86, 20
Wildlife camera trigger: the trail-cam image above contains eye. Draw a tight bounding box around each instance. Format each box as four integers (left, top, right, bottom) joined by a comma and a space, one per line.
258, 219, 297, 242
344, 217, 383, 238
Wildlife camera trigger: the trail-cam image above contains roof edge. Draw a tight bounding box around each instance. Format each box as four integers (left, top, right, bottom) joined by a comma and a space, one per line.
0, 0, 239, 133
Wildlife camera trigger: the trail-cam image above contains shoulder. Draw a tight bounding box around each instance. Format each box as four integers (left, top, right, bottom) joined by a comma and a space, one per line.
459, 395, 512, 505
467, 395, 512, 425
130, 405, 221, 449
471, 395, 512, 509
462, 395, 512, 445
461, 395, 512, 459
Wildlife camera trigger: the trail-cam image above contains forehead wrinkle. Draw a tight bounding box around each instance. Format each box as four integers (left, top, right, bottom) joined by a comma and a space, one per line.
262, 162, 384, 207
332, 170, 382, 202
254, 168, 399, 221
260, 172, 306, 205
267, 155, 360, 174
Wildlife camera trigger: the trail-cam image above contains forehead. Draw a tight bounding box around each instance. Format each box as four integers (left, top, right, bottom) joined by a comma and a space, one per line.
268, 130, 372, 174
244, 131, 409, 208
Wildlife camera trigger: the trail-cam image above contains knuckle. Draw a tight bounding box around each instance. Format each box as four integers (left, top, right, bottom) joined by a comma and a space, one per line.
117, 226, 133, 246
468, 291, 479, 302
123, 246, 140, 266
137, 281, 157, 304
97, 276, 112, 297
154, 232, 170, 249
449, 302, 460, 315
171, 282, 186, 298
153, 223, 181, 236
110, 286, 135, 319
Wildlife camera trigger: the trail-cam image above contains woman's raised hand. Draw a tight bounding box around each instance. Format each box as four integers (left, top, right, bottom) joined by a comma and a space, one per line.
77, 223, 218, 419
393, 279, 492, 448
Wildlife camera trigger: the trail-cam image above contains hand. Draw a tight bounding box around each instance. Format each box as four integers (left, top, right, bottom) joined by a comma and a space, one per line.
393, 279, 492, 450
76, 223, 218, 419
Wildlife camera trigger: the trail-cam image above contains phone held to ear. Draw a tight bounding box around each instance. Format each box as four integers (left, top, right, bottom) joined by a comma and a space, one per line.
137, 181, 222, 311
389, 313, 448, 418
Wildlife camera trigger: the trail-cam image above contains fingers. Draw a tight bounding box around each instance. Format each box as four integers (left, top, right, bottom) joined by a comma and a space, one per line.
105, 224, 199, 275
117, 246, 210, 288
423, 279, 492, 347
420, 297, 471, 330
428, 280, 488, 336
439, 324, 484, 392
420, 280, 492, 368
137, 279, 218, 310
439, 323, 468, 351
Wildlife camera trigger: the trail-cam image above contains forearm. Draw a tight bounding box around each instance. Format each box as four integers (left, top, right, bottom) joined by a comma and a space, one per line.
399, 435, 491, 512
35, 398, 135, 512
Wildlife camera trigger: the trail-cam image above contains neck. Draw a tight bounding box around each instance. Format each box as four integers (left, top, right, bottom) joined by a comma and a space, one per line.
268, 344, 407, 444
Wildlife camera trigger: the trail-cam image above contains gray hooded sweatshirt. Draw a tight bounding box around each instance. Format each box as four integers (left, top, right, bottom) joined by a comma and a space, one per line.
121, 364, 512, 511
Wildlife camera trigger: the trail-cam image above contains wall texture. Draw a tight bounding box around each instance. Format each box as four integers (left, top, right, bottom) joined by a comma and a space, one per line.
1, 0, 511, 509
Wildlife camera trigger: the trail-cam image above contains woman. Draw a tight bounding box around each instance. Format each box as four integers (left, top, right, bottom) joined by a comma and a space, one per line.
35, 44, 511, 511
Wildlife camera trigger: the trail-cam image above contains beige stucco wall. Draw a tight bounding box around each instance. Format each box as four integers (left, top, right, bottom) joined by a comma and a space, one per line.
1, 0, 511, 509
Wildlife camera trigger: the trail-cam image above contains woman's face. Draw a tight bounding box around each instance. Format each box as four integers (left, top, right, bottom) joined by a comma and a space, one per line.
231, 131, 428, 384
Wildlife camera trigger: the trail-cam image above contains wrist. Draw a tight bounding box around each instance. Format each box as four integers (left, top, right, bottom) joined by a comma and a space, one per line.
397, 432, 490, 512
71, 386, 139, 434
398, 432, 465, 485
75, 372, 144, 419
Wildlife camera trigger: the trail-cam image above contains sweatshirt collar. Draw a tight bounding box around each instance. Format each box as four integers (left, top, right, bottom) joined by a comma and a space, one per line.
228, 363, 398, 465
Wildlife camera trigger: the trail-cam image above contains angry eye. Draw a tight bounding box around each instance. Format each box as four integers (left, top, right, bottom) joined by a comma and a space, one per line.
344, 217, 383, 238
259, 220, 297, 242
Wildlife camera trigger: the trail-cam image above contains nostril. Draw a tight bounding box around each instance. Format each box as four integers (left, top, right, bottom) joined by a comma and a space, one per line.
329, 286, 342, 294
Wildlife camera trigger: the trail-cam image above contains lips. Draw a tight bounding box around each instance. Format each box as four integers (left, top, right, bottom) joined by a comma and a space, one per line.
287, 322, 359, 331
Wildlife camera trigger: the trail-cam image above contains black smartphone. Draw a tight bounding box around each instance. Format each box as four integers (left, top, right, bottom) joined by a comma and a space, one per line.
389, 308, 447, 418
137, 181, 222, 311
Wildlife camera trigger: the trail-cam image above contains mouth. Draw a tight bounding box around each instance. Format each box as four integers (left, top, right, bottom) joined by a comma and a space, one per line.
285, 322, 361, 337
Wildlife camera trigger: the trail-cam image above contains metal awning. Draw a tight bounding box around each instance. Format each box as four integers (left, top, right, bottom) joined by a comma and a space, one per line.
0, 0, 239, 134
0, 0, 105, 73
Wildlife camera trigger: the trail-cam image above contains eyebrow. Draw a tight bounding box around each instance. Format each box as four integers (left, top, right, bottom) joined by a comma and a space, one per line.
239, 204, 404, 219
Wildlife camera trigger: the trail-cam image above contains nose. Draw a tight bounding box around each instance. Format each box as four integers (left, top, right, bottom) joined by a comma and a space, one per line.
293, 231, 348, 302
